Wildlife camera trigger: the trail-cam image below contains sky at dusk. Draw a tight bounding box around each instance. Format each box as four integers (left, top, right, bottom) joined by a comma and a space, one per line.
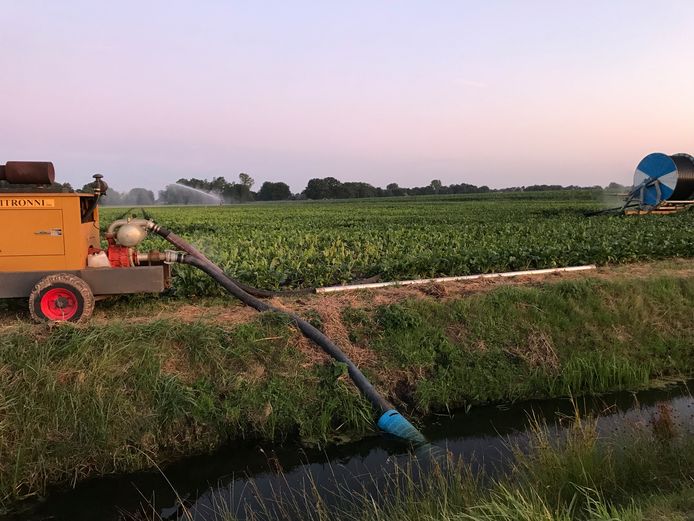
2, 1, 693, 193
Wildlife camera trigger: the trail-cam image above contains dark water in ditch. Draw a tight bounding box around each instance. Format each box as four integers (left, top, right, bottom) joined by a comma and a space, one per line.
8, 382, 693, 521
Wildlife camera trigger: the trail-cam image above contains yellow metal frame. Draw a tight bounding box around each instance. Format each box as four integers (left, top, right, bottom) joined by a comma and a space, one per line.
0, 193, 101, 272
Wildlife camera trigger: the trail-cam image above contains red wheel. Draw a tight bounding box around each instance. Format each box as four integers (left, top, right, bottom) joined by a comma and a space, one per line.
39, 287, 80, 321
29, 274, 95, 323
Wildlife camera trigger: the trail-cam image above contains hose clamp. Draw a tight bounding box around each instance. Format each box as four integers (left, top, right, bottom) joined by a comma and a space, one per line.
163, 250, 185, 264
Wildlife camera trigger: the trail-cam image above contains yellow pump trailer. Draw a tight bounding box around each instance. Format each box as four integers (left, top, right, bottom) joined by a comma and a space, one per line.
0, 161, 170, 322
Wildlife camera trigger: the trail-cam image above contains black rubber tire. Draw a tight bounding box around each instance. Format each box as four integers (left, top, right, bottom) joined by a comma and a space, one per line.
29, 274, 95, 324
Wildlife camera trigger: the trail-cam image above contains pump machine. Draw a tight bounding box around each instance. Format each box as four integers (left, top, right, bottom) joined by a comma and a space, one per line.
0, 161, 173, 322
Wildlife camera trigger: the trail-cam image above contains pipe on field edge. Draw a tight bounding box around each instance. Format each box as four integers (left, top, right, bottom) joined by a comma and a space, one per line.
315, 265, 598, 293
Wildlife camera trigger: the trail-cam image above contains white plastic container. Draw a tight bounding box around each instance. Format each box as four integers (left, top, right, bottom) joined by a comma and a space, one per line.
87, 251, 111, 268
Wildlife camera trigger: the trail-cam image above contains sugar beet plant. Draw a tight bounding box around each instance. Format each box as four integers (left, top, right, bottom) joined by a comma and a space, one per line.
101, 191, 694, 296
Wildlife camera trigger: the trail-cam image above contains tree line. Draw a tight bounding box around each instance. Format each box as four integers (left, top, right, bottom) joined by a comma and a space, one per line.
80, 174, 628, 205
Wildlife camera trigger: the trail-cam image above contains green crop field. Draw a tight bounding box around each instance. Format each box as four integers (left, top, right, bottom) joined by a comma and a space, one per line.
102, 190, 694, 296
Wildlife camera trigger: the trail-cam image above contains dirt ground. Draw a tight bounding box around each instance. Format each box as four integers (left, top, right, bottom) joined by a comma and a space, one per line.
118, 258, 694, 325
2, 259, 693, 332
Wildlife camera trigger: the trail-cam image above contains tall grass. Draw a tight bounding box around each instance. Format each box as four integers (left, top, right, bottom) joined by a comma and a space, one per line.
360, 275, 694, 411
0, 318, 373, 506
152, 407, 693, 521
1, 274, 693, 505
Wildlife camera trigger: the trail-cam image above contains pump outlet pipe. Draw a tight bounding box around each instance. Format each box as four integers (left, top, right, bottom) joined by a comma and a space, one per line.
147, 222, 426, 445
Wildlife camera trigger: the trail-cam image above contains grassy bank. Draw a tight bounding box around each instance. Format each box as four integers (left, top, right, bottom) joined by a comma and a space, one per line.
1, 272, 694, 505
196, 407, 694, 521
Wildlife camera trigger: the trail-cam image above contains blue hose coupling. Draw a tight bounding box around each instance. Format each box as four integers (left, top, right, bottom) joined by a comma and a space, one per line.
377, 409, 427, 445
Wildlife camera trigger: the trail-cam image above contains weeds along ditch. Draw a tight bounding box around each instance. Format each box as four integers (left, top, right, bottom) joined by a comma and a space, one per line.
100, 191, 694, 295
0, 274, 693, 510
8, 382, 694, 521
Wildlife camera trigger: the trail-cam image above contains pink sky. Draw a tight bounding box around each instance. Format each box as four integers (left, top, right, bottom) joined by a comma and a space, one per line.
2, 1, 693, 192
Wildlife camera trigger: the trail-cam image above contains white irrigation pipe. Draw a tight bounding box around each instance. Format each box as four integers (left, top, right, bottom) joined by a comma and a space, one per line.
316, 265, 597, 294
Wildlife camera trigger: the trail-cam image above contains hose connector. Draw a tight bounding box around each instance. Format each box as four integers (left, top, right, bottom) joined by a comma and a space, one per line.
146, 220, 162, 233
377, 410, 427, 445
163, 250, 186, 264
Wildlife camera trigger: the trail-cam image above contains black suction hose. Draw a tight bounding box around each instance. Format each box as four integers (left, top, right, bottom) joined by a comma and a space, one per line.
150, 223, 427, 445
181, 254, 392, 413
152, 224, 312, 297
149, 224, 379, 297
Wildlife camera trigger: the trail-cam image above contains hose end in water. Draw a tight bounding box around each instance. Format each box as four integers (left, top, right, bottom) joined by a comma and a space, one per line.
377, 410, 427, 445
